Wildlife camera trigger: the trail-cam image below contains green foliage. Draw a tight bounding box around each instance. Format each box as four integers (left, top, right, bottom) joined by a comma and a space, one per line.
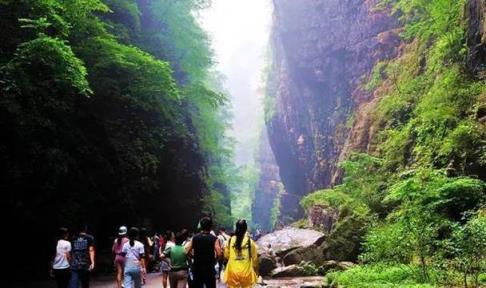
365, 61, 387, 92
387, 0, 465, 43
298, 261, 320, 276
304, 0, 486, 286
4, 35, 90, 95
361, 222, 413, 264
230, 164, 259, 224
451, 212, 486, 287
301, 189, 352, 211
327, 264, 433, 288
1, 0, 236, 277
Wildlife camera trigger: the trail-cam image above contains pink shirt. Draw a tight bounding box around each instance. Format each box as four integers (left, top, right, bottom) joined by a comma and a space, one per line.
112, 237, 129, 263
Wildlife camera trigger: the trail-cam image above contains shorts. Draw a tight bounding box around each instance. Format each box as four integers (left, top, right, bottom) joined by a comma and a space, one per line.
114, 256, 126, 267
160, 260, 171, 273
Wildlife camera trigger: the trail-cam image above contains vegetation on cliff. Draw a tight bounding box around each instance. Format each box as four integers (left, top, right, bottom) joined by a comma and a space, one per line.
0, 0, 235, 277
302, 0, 486, 286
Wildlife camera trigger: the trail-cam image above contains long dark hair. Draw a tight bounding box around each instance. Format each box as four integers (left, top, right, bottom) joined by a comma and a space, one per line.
128, 227, 139, 247
234, 219, 247, 253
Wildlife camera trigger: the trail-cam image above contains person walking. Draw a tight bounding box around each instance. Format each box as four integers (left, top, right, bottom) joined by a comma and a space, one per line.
121, 227, 146, 288
217, 227, 230, 279
112, 226, 129, 288
70, 224, 95, 288
159, 230, 175, 288
223, 219, 258, 288
161, 230, 189, 288
185, 217, 222, 288
52, 227, 71, 288
140, 228, 152, 284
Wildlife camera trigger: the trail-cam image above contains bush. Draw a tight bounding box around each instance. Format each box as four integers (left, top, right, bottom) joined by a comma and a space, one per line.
327, 264, 434, 288
361, 222, 413, 264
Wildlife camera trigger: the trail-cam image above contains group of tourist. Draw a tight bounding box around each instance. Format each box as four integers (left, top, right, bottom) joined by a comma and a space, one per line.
52, 217, 259, 288
51, 225, 95, 288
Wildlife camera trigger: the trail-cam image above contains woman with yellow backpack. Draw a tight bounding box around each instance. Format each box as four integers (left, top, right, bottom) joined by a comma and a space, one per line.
223, 219, 259, 288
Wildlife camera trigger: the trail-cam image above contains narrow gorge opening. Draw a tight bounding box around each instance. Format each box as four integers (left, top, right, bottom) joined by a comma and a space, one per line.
2, 0, 486, 286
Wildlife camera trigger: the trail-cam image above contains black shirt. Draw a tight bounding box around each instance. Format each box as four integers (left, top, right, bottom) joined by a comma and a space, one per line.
192, 232, 217, 272
71, 234, 95, 271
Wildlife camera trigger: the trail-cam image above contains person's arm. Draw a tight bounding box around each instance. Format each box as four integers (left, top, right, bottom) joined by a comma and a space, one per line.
89, 245, 95, 271
140, 244, 146, 274
214, 238, 222, 259
160, 246, 171, 260
185, 240, 193, 255
66, 242, 72, 263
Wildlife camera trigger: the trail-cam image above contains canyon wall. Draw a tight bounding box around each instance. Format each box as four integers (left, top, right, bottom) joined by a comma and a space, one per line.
263, 0, 401, 222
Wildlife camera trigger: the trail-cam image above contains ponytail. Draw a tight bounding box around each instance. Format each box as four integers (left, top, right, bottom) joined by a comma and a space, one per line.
234, 219, 247, 253
128, 227, 139, 247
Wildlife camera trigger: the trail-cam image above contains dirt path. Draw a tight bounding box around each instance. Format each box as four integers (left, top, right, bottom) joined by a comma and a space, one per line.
90, 273, 325, 288
11, 273, 325, 288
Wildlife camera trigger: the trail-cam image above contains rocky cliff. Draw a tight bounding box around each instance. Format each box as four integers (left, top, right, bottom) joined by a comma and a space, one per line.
264, 0, 401, 221
252, 130, 285, 231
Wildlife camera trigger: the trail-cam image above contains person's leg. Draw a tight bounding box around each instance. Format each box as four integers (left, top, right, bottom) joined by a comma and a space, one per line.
177, 271, 188, 288
192, 272, 203, 288
132, 270, 142, 288
162, 271, 169, 288
124, 270, 132, 288
80, 270, 90, 288
61, 269, 71, 288
70, 270, 79, 288
168, 271, 177, 288
115, 263, 123, 288
218, 259, 225, 279
54, 270, 62, 288
203, 273, 216, 288
54, 269, 70, 288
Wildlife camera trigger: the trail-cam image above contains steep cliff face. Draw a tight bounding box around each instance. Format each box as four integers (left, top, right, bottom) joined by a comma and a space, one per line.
252, 131, 284, 231
266, 0, 401, 221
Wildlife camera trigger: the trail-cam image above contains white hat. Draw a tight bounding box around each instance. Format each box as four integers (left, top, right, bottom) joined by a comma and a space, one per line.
118, 226, 127, 236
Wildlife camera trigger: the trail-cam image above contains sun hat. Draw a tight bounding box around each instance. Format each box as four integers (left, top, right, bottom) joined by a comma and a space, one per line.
118, 226, 127, 236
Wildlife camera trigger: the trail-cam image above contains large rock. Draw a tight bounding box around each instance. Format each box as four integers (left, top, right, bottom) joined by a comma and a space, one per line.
256, 227, 326, 256
270, 264, 303, 278
282, 244, 327, 266
259, 254, 277, 276
308, 205, 339, 233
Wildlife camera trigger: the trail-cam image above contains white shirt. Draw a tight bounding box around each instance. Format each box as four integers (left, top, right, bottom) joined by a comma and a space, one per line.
122, 240, 145, 269
53, 239, 71, 269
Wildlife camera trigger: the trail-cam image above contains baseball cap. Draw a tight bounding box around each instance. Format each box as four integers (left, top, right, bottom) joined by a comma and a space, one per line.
118, 226, 127, 236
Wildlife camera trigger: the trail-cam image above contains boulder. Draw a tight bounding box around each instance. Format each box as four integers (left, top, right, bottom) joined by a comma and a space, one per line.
308, 205, 338, 233
258, 254, 277, 276
283, 244, 326, 266
257, 227, 326, 256
270, 264, 303, 278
